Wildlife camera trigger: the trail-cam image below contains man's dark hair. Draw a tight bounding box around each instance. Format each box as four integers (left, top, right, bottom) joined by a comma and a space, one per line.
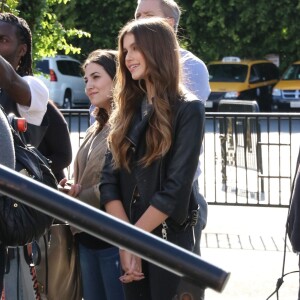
0, 13, 33, 76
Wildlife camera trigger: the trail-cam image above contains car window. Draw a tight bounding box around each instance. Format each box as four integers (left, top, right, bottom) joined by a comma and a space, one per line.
262, 63, 279, 81
250, 65, 260, 81
56, 60, 82, 77
208, 64, 248, 82
251, 63, 279, 82
282, 64, 300, 80
259, 63, 279, 81
35, 60, 50, 74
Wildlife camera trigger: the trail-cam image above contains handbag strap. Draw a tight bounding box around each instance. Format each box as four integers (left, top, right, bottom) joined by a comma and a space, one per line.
23, 245, 41, 300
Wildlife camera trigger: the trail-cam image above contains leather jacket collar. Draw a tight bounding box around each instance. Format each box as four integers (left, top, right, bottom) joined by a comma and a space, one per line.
126, 102, 153, 149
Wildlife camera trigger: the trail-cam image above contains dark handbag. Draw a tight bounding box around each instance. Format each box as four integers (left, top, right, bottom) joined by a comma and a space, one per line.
35, 224, 82, 300
0, 109, 56, 246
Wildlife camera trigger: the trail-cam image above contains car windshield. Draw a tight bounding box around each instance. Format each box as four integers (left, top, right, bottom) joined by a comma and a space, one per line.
282, 64, 300, 80
208, 64, 248, 82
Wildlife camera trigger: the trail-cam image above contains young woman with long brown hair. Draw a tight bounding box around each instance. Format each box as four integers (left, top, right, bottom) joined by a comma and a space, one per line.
100, 18, 205, 300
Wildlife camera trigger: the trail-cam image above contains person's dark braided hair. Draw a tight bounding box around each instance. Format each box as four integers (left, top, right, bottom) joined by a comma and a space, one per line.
0, 13, 33, 76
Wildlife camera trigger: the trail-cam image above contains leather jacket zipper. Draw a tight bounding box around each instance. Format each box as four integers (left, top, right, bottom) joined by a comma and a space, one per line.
159, 158, 168, 240
129, 185, 137, 222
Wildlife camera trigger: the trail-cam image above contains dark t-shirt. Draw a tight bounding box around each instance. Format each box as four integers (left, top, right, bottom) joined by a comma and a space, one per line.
38, 101, 72, 181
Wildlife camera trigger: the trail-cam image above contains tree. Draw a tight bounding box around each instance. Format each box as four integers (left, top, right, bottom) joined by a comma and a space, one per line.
6, 0, 299, 71
66, 0, 136, 61
1, 0, 90, 60
180, 0, 300, 70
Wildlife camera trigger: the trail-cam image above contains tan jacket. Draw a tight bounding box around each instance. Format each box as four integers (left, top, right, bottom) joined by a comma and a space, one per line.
73, 123, 109, 208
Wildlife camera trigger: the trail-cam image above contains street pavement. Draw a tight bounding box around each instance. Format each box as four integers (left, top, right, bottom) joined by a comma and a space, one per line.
200, 205, 299, 300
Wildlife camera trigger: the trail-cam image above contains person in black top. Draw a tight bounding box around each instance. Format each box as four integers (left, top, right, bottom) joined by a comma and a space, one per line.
38, 100, 72, 181
0, 13, 48, 147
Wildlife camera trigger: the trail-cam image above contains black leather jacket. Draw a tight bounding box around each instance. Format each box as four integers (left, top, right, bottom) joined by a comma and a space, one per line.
100, 93, 205, 230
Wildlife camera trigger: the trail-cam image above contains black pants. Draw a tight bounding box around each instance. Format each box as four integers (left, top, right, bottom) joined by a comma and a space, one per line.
122, 227, 204, 300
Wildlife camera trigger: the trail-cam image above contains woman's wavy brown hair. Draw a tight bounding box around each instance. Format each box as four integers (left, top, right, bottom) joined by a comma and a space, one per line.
108, 17, 183, 171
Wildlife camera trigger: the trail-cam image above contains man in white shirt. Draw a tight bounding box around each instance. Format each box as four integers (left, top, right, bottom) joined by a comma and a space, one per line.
0, 13, 48, 132
135, 0, 209, 246
135, 0, 210, 103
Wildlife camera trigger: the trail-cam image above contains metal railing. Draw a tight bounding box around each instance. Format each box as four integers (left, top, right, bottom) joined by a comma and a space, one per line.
61, 109, 300, 208
202, 112, 300, 208
0, 165, 230, 293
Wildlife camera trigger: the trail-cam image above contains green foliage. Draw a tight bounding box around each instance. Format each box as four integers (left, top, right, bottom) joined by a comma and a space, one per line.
23, 0, 90, 60
3, 0, 300, 71
61, 0, 136, 60
0, 0, 18, 14
179, 0, 300, 71
1, 0, 90, 61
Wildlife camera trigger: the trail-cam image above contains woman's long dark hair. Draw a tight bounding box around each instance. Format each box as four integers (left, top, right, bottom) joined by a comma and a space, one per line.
109, 17, 183, 170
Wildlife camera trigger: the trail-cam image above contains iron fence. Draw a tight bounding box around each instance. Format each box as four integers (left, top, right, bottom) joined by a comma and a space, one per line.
61, 109, 300, 208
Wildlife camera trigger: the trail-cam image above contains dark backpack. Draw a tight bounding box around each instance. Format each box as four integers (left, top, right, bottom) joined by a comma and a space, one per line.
0, 109, 57, 246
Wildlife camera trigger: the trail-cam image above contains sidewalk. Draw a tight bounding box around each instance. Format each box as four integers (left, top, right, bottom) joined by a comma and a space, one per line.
200, 206, 299, 300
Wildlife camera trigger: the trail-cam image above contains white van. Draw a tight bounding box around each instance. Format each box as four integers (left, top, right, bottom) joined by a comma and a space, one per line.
35, 55, 89, 108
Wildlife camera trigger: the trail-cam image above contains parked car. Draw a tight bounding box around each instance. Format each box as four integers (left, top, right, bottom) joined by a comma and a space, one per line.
35, 55, 89, 108
206, 57, 280, 111
272, 61, 300, 111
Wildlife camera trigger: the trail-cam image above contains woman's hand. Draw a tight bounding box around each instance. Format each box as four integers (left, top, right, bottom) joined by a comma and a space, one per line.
119, 249, 144, 283
67, 183, 81, 197
58, 178, 81, 197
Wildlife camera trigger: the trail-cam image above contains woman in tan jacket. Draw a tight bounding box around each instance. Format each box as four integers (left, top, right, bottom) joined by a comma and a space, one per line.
59, 49, 125, 300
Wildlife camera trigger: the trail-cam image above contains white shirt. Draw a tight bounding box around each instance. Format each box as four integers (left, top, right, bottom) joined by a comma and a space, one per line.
17, 76, 48, 126
180, 48, 210, 103
180, 49, 210, 179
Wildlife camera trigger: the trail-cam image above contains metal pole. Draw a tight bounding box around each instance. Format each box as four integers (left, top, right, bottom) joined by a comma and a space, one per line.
0, 164, 230, 292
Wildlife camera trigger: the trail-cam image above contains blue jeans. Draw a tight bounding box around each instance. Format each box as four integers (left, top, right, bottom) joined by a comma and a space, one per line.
79, 244, 125, 300
193, 180, 208, 255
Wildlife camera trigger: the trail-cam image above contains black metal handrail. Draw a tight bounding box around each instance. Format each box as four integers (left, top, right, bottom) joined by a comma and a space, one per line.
0, 164, 230, 293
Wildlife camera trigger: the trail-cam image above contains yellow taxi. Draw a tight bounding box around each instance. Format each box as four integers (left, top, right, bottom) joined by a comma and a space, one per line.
272, 61, 300, 111
206, 57, 280, 111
